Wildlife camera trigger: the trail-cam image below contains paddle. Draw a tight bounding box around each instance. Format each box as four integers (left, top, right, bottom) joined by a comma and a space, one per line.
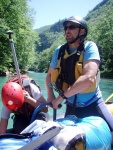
6, 30, 22, 86
105, 93, 113, 103
19, 126, 61, 150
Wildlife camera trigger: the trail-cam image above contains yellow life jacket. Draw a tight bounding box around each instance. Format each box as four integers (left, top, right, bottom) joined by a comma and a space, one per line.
51, 43, 100, 93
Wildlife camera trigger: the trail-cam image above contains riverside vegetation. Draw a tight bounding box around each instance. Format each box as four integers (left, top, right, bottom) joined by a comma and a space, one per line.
0, 0, 113, 78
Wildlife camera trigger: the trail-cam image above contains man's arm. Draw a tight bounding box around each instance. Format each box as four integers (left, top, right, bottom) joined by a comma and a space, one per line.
23, 84, 48, 113
0, 118, 8, 134
52, 59, 99, 109
0, 106, 11, 134
65, 60, 99, 95
23, 92, 48, 113
23, 82, 48, 112
45, 67, 56, 102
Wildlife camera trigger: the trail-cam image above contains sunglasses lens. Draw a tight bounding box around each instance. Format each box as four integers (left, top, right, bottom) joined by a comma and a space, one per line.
64, 25, 79, 31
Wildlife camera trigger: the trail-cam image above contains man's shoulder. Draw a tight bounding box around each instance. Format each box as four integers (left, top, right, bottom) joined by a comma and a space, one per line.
84, 40, 96, 47
30, 82, 40, 90
52, 44, 65, 60
84, 41, 98, 52
55, 45, 63, 52
30, 82, 42, 100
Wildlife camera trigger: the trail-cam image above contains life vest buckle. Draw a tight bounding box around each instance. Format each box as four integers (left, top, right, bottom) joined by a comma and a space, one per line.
77, 51, 81, 55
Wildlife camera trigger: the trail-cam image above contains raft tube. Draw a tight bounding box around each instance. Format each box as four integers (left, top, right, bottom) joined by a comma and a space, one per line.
54, 116, 112, 150
0, 116, 112, 150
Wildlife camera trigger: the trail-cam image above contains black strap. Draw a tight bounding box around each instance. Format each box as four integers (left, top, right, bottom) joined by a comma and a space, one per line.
58, 41, 85, 60
0, 132, 34, 139
57, 43, 68, 60
71, 95, 77, 115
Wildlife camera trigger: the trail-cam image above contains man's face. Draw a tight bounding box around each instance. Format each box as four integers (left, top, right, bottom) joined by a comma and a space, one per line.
64, 22, 80, 43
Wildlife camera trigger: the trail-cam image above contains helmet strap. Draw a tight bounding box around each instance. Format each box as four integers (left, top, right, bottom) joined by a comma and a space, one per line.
68, 28, 85, 44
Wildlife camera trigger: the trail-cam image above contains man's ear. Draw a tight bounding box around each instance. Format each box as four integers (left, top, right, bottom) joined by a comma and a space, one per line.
80, 29, 86, 36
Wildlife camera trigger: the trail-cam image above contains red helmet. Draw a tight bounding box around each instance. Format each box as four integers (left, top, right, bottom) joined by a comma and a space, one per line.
1, 82, 24, 111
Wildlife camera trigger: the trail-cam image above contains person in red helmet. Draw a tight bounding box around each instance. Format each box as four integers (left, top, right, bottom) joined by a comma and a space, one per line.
0, 75, 48, 134
1, 82, 24, 111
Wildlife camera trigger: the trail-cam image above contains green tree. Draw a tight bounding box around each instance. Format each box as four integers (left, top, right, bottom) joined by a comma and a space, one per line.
0, 0, 40, 74
87, 4, 113, 78
34, 34, 65, 72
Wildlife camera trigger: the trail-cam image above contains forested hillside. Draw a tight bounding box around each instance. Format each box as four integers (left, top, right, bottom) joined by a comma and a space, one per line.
0, 0, 113, 78
36, 0, 109, 52
35, 0, 113, 78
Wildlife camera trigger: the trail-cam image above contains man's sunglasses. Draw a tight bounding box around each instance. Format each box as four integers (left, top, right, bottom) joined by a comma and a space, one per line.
64, 25, 79, 31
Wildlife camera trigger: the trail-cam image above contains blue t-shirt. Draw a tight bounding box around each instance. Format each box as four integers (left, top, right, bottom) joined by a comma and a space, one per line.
50, 41, 102, 107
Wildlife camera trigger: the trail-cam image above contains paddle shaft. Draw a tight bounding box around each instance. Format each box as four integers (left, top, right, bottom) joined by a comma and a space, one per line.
6, 30, 22, 86
19, 127, 61, 150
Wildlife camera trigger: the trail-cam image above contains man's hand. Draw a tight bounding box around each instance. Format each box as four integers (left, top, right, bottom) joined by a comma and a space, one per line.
23, 90, 31, 102
51, 96, 63, 109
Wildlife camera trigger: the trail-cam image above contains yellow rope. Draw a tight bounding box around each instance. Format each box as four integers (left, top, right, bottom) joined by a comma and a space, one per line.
105, 93, 113, 103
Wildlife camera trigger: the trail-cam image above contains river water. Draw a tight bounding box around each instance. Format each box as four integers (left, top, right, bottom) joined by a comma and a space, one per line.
0, 71, 113, 128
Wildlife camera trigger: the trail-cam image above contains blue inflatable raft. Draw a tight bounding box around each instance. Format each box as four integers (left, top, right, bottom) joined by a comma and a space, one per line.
0, 115, 112, 150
